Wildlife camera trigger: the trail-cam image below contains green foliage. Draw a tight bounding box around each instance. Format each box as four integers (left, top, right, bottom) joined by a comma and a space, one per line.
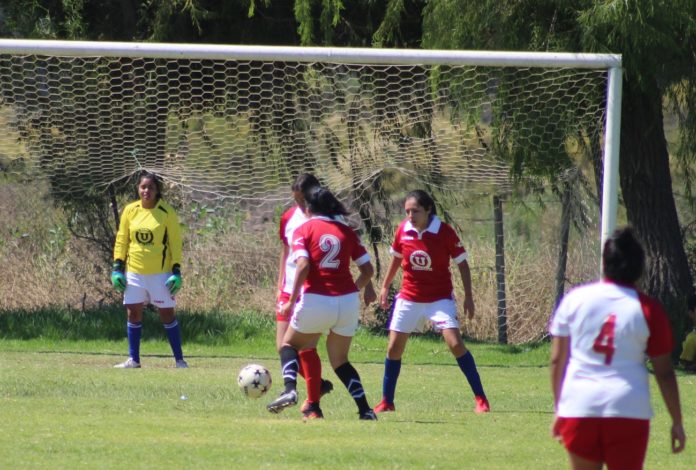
0, 305, 276, 344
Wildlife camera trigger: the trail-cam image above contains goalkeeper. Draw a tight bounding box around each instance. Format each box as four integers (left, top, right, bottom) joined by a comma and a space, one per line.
111, 171, 188, 369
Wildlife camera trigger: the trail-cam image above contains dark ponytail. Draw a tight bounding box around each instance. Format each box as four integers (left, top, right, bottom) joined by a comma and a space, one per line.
291, 173, 321, 193
305, 187, 349, 217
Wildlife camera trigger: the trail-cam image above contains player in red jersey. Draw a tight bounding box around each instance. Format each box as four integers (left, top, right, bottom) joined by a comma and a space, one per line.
267, 187, 378, 420
374, 189, 489, 414
276, 174, 376, 412
550, 227, 685, 469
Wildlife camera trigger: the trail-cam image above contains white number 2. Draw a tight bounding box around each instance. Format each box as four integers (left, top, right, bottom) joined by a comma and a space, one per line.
319, 234, 341, 269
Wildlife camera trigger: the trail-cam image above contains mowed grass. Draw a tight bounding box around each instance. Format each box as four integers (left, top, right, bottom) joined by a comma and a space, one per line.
1, 335, 695, 469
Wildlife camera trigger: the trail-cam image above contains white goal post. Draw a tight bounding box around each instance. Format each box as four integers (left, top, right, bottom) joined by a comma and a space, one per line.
0, 39, 622, 342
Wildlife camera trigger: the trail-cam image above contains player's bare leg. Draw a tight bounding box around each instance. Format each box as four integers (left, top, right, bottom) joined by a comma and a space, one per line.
567, 452, 602, 470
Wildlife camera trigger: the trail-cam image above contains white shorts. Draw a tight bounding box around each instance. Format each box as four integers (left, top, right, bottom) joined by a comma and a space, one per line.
389, 297, 459, 333
123, 272, 176, 309
290, 292, 360, 337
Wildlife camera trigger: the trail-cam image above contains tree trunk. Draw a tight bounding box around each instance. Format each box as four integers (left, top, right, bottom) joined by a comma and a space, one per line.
619, 81, 693, 337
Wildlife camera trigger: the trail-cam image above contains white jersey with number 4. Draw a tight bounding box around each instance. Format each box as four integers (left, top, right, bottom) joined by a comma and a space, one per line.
549, 280, 673, 419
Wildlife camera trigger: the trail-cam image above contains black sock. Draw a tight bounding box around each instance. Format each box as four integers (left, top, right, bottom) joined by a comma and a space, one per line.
334, 362, 370, 414
279, 345, 299, 393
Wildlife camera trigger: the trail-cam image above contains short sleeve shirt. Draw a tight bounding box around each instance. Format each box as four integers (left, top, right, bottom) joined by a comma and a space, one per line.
291, 216, 370, 296
390, 216, 467, 302
549, 280, 673, 419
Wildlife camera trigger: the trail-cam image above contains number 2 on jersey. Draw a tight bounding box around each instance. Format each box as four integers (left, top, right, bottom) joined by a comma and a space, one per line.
592, 313, 616, 365
319, 234, 341, 269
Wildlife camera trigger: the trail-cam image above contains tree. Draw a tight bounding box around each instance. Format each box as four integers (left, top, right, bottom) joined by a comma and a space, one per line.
420, 0, 696, 336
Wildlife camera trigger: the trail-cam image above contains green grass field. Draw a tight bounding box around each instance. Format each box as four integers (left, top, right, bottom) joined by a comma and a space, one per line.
1, 329, 694, 469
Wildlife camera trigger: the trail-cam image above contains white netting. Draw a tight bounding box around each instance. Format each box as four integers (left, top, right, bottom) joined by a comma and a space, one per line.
0, 43, 614, 342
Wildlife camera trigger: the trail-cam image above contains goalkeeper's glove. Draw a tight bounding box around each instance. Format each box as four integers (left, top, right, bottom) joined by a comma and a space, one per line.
165, 264, 182, 295
111, 259, 127, 293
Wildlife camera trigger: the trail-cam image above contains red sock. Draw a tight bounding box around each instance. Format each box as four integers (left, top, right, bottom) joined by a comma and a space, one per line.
298, 348, 322, 403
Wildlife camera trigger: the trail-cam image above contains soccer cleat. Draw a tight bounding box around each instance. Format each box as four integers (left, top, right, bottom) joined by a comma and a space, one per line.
301, 378, 335, 412
373, 398, 395, 413
114, 358, 141, 369
267, 389, 298, 414
302, 403, 324, 421
475, 395, 491, 414
320, 379, 334, 396
359, 409, 378, 421
175, 359, 189, 369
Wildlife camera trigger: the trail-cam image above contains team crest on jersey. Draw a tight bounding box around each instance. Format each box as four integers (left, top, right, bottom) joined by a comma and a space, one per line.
409, 250, 432, 271
135, 228, 154, 245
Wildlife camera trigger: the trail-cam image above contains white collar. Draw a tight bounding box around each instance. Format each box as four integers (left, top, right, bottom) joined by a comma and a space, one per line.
311, 214, 348, 226
404, 215, 441, 235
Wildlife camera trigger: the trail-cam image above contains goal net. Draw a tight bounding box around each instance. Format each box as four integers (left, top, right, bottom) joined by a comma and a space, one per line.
0, 40, 621, 343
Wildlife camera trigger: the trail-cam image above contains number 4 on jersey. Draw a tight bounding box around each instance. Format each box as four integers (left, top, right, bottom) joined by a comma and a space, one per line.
592, 313, 616, 365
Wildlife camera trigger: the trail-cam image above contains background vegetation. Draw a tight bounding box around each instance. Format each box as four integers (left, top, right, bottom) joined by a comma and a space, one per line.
0, 1, 694, 341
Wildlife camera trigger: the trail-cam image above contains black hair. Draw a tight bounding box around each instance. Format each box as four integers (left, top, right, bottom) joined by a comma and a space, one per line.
405, 189, 437, 215
687, 294, 696, 311
291, 173, 321, 193
137, 171, 163, 200
602, 226, 645, 284
305, 186, 349, 217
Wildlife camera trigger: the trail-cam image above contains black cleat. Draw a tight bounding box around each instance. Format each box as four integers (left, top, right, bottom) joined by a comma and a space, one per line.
302, 402, 324, 421
320, 379, 334, 397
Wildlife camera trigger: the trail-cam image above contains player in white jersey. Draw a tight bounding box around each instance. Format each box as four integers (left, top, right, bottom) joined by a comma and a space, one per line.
549, 227, 685, 469
276, 174, 322, 350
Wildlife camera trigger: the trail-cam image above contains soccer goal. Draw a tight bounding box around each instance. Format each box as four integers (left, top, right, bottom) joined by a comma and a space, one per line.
0, 39, 621, 343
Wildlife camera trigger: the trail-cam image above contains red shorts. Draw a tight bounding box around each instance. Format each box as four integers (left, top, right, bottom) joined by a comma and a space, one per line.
555, 417, 649, 469
276, 292, 300, 322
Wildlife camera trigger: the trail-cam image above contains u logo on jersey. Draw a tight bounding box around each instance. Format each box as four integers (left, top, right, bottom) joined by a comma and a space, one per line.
135, 228, 154, 245
410, 250, 432, 271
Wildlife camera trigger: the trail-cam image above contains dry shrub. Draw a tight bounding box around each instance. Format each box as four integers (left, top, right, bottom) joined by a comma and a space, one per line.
1, 182, 599, 343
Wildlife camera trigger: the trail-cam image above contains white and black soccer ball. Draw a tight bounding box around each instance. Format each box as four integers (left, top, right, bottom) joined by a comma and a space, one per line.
237, 364, 272, 399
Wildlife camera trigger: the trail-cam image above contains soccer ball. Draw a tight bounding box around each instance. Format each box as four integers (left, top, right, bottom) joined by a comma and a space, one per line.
237, 364, 272, 399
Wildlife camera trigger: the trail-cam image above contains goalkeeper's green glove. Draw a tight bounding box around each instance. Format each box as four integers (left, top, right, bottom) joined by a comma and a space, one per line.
165, 264, 182, 295
111, 259, 127, 293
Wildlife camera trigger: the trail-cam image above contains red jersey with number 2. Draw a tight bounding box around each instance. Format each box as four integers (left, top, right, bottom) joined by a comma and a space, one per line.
291, 216, 370, 296
549, 280, 673, 419
391, 216, 468, 303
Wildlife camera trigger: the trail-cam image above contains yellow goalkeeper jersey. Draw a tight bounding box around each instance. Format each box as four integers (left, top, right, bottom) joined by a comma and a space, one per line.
113, 199, 183, 275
